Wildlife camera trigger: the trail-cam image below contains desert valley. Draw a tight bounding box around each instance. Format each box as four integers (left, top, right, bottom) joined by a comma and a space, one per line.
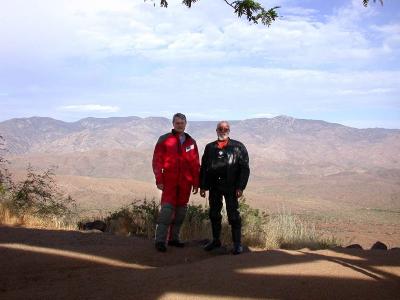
1, 115, 399, 247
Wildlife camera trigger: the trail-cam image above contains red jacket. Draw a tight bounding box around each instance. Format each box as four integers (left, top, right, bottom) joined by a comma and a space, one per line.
152, 130, 200, 187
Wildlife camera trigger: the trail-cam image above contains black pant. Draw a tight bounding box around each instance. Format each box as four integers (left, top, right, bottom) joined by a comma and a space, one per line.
208, 185, 242, 245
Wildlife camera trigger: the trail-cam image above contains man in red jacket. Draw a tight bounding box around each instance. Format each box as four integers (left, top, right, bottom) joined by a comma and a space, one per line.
152, 113, 200, 252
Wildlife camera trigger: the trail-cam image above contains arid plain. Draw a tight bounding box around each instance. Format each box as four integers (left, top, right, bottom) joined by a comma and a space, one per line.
1, 115, 400, 247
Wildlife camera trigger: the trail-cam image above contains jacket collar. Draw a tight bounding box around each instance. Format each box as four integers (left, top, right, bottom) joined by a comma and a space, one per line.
171, 129, 190, 139
215, 137, 230, 144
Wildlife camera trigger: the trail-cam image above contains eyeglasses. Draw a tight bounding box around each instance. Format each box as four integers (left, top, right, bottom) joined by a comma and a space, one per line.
217, 127, 230, 133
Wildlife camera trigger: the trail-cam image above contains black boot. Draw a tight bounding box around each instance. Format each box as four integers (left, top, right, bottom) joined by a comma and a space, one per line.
204, 218, 222, 251
211, 220, 222, 243
232, 244, 243, 255
168, 240, 185, 248
231, 225, 243, 255
155, 242, 167, 252
204, 239, 221, 251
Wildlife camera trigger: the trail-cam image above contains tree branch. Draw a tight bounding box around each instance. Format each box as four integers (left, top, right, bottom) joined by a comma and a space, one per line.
223, 0, 235, 10
152, 1, 381, 26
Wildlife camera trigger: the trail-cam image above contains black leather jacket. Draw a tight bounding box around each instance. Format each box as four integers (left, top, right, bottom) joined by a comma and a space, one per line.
200, 139, 250, 191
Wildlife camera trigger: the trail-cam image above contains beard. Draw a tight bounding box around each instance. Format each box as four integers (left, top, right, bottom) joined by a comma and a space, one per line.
217, 132, 229, 141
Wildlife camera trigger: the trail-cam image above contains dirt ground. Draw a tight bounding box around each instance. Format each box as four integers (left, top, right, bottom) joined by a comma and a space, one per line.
1, 226, 399, 300
316, 222, 400, 250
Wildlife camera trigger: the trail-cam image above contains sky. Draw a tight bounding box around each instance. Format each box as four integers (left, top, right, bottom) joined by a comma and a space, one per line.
0, 0, 399, 128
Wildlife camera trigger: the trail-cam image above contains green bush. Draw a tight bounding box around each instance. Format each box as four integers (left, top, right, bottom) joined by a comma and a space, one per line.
180, 203, 210, 240
0, 167, 77, 228
105, 199, 159, 238
103, 197, 340, 250
10, 165, 76, 220
239, 197, 269, 246
0, 135, 13, 198
0, 136, 76, 227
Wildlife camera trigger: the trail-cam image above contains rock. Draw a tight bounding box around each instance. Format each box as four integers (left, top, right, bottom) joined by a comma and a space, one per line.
78, 220, 107, 232
346, 244, 363, 250
332, 246, 344, 250
390, 247, 400, 251
107, 217, 133, 236
80, 229, 103, 234
371, 241, 388, 250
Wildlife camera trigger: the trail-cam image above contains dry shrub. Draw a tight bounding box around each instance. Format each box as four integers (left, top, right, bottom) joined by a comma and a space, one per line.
240, 197, 269, 247
179, 204, 211, 240
104, 199, 159, 238
102, 197, 339, 250
0, 202, 18, 225
263, 209, 340, 250
1, 136, 77, 230
10, 166, 76, 218
0, 201, 75, 229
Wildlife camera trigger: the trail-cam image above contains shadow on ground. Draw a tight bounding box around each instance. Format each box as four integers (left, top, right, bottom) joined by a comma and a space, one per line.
0, 226, 399, 299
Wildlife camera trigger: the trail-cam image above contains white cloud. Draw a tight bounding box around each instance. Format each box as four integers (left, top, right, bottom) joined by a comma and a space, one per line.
337, 88, 394, 96
1, 0, 399, 127
58, 104, 120, 113
121, 64, 400, 121
282, 6, 318, 16
103, 0, 388, 68
1, 0, 396, 68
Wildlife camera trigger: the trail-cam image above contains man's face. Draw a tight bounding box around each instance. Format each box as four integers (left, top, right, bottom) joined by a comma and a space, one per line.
173, 117, 186, 134
216, 123, 230, 141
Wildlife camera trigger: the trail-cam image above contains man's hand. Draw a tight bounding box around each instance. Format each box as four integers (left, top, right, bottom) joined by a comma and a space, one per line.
200, 189, 206, 198
192, 186, 199, 194
236, 189, 243, 198
156, 184, 164, 191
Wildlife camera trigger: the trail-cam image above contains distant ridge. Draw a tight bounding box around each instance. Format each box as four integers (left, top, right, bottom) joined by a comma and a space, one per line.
1, 115, 399, 175
1, 115, 399, 214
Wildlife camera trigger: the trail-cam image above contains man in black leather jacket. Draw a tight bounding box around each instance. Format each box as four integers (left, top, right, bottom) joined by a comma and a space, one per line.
200, 121, 250, 255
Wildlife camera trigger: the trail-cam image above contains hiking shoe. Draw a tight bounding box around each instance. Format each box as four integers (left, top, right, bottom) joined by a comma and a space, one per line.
168, 240, 185, 248
204, 239, 221, 251
232, 244, 243, 255
155, 242, 167, 252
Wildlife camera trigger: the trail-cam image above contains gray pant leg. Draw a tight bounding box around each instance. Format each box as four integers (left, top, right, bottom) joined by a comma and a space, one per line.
170, 205, 188, 241
155, 204, 174, 244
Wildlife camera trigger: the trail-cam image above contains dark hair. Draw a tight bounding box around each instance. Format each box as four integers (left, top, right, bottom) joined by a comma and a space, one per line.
172, 113, 187, 123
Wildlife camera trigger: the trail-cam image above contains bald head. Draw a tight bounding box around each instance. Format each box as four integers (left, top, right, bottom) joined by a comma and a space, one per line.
217, 121, 230, 130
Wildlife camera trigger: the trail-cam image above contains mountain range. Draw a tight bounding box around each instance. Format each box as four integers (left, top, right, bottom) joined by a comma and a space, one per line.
1, 115, 399, 214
